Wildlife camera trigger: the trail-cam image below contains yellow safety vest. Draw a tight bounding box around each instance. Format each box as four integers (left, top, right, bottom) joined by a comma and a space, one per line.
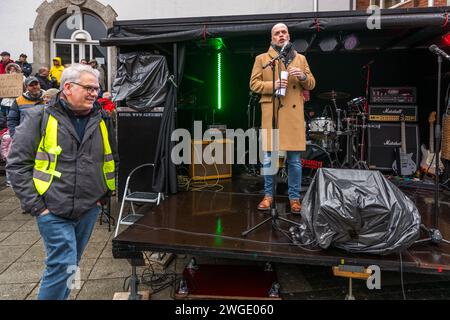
33, 114, 116, 195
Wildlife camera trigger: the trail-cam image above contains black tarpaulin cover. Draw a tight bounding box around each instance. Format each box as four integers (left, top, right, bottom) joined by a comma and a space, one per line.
112, 52, 168, 111
298, 168, 421, 255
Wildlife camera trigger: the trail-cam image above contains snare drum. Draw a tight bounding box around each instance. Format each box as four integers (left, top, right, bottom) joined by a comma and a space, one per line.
309, 117, 336, 133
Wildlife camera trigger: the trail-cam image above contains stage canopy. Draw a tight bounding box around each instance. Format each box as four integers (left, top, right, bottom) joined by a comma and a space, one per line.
101, 7, 450, 52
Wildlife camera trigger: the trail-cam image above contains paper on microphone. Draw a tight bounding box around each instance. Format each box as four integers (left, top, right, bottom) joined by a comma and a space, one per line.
276, 70, 289, 97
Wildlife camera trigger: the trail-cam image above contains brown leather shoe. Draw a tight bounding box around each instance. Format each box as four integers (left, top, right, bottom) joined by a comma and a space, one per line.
257, 196, 273, 211
290, 199, 302, 214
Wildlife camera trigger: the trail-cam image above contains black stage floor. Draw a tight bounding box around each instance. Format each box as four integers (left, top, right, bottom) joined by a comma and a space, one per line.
113, 172, 450, 275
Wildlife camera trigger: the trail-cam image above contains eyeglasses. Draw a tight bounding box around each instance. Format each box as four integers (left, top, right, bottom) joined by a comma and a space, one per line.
70, 82, 100, 94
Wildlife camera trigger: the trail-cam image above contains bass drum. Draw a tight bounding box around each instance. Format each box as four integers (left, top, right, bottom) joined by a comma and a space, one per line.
301, 143, 333, 184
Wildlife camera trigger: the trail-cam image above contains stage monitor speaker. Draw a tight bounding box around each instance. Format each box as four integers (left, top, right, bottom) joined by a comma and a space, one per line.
117, 109, 163, 200
367, 122, 419, 171
190, 139, 232, 181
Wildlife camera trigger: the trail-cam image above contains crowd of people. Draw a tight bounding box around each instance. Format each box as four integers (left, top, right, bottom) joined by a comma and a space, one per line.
0, 51, 116, 186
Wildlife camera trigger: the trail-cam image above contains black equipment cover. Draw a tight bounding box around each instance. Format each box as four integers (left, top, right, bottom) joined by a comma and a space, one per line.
112, 52, 169, 111
298, 168, 421, 255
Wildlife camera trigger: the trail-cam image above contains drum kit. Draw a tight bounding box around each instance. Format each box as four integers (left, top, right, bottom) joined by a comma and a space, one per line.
306, 90, 369, 171
242, 89, 370, 179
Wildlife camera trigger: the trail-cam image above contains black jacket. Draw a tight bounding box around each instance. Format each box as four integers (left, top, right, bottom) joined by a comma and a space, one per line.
35, 74, 53, 90
16, 61, 32, 77
7, 90, 45, 136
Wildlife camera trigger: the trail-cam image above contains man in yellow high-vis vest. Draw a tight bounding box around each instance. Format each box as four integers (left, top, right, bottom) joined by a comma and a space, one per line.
7, 64, 118, 300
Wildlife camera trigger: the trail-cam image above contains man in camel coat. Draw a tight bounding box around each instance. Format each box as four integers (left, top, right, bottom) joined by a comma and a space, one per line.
250, 22, 316, 214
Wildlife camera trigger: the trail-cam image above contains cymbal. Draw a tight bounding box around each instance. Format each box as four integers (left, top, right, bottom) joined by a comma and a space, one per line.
317, 90, 350, 100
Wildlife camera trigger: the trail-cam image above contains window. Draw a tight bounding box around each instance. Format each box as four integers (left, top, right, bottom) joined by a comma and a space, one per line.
83, 14, 107, 40
51, 11, 110, 89
55, 43, 71, 66
54, 13, 106, 40
54, 16, 75, 39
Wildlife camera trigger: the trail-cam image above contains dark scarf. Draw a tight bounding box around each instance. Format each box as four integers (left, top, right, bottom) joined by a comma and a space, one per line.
59, 92, 98, 141
271, 43, 296, 67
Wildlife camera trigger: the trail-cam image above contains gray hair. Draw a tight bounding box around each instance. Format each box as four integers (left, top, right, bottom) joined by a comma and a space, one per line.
59, 63, 99, 90
44, 88, 60, 97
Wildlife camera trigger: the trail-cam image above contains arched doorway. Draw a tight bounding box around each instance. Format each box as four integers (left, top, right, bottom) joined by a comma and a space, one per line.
30, 0, 117, 90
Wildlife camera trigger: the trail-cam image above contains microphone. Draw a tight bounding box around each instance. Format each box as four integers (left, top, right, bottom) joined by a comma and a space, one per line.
262, 41, 292, 69
280, 41, 292, 56
429, 44, 450, 61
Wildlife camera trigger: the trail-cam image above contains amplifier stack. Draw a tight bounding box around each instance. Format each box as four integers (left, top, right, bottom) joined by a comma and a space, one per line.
367, 87, 419, 172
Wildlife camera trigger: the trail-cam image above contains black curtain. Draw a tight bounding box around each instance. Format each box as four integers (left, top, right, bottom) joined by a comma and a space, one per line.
152, 84, 177, 194
152, 44, 186, 194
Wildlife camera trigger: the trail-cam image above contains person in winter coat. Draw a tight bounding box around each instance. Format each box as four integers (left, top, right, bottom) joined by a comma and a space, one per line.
16, 53, 32, 77
88, 59, 105, 91
97, 91, 115, 114
0, 62, 24, 129
250, 23, 316, 214
49, 57, 64, 87
7, 76, 45, 137
35, 66, 54, 90
0, 51, 14, 74
42, 88, 59, 104
6, 63, 118, 300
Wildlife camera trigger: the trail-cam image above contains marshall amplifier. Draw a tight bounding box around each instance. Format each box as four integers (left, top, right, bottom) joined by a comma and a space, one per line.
370, 87, 417, 104
368, 104, 417, 122
367, 122, 419, 171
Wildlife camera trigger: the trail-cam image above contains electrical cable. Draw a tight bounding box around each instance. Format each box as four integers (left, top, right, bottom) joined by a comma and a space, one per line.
189, 140, 225, 192
131, 223, 321, 251
139, 251, 182, 295
399, 252, 407, 300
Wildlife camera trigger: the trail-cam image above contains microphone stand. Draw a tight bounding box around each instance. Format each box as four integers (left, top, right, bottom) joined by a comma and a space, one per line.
415, 53, 450, 246
242, 50, 302, 238
245, 92, 258, 176
247, 92, 258, 129
262, 47, 288, 69
353, 61, 371, 170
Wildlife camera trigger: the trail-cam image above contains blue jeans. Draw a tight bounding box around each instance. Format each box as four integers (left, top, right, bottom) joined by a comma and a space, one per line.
262, 151, 302, 200
36, 206, 100, 300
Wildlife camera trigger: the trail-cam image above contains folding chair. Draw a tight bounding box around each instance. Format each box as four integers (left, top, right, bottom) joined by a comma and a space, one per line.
114, 163, 163, 237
